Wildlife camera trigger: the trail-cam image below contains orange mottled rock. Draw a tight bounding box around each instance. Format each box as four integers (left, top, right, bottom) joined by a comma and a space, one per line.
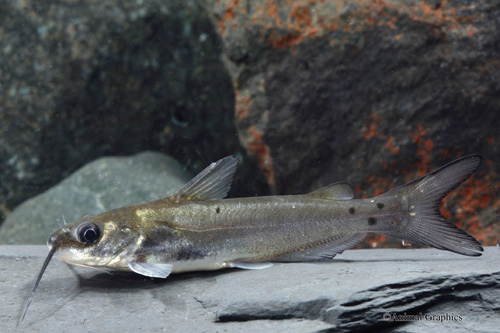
204, 0, 500, 247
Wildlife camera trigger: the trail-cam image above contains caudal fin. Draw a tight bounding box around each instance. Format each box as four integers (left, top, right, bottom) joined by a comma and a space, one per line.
381, 155, 484, 256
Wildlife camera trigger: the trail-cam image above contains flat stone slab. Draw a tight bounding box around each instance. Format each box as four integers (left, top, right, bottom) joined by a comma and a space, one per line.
2, 246, 499, 332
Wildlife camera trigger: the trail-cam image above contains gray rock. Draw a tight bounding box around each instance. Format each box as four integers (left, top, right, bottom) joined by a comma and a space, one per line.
0, 151, 192, 245
2, 246, 498, 332
202, 0, 500, 247
0, 0, 268, 221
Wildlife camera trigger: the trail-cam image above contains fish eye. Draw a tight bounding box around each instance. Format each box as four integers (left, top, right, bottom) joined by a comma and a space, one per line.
76, 222, 101, 244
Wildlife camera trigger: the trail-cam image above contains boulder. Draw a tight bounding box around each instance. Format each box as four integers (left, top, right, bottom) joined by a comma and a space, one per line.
202, 0, 500, 247
0, 0, 266, 222
0, 151, 192, 244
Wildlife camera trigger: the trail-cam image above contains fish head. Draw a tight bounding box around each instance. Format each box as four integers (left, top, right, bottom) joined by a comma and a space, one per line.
47, 212, 139, 270
23, 211, 140, 322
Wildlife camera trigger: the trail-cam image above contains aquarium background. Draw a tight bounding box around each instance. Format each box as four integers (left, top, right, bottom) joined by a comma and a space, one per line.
0, 0, 498, 247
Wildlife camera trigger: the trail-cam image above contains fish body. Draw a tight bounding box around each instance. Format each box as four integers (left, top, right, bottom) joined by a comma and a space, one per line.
47, 154, 483, 278
55, 195, 388, 273
23, 154, 484, 320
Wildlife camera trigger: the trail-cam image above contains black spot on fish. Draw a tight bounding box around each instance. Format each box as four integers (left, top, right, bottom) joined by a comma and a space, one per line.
216, 207, 220, 214
377, 202, 384, 209
140, 228, 206, 261
175, 245, 206, 261
349, 207, 355, 214
368, 217, 377, 226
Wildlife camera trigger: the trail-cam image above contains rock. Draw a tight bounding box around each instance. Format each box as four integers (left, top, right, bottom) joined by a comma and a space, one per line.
3, 246, 498, 332
202, 0, 500, 248
0, 0, 267, 222
0, 151, 192, 244
326, 273, 500, 331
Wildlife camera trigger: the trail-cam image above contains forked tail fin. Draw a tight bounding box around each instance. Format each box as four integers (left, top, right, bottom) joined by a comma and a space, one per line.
380, 155, 484, 256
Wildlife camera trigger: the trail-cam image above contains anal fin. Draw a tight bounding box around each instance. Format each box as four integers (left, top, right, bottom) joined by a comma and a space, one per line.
272, 233, 366, 262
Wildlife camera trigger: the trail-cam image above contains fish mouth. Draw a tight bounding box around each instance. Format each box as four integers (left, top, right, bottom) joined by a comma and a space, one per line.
55, 241, 132, 271
61, 261, 115, 275
55, 249, 95, 267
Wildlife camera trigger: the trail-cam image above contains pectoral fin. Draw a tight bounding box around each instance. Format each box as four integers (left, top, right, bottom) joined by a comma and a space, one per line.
226, 262, 273, 270
128, 262, 173, 278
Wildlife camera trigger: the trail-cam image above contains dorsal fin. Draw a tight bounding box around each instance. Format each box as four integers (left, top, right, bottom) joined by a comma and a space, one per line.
173, 156, 239, 202
306, 181, 355, 200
